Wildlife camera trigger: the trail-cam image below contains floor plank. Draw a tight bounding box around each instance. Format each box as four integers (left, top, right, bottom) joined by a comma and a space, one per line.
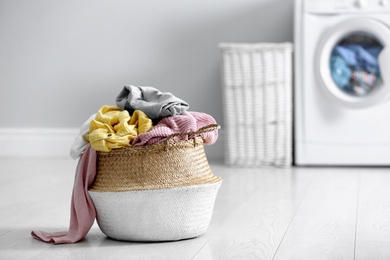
273, 169, 360, 260
355, 241, 390, 260
0, 229, 53, 260
355, 171, 390, 260
193, 168, 312, 260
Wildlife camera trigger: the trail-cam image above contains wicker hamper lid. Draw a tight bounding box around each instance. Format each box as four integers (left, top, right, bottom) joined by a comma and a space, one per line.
89, 124, 221, 192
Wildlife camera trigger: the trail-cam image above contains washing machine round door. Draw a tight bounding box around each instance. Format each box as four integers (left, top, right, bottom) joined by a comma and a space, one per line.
317, 18, 390, 108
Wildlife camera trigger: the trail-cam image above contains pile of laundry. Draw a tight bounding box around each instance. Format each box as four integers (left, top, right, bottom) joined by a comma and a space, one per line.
31, 85, 218, 244
70, 85, 218, 159
330, 44, 383, 96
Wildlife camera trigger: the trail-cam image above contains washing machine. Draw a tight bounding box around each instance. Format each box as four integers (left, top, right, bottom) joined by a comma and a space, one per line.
294, 0, 390, 165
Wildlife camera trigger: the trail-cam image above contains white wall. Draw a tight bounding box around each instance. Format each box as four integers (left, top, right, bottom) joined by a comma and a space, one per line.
0, 0, 294, 128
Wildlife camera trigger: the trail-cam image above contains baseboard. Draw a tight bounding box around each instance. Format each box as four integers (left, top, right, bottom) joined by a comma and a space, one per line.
0, 127, 79, 157
0, 127, 225, 160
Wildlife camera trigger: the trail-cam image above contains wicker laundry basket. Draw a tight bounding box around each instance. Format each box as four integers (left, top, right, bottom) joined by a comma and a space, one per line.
88, 124, 222, 242
220, 43, 293, 167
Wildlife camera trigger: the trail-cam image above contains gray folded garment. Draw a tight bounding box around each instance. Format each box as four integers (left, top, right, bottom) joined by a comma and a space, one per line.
116, 85, 189, 120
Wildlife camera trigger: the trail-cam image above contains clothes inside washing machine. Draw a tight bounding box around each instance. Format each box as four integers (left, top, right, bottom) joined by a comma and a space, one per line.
330, 33, 383, 96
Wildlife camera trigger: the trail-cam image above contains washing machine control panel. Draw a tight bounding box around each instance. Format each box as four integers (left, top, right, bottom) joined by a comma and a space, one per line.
304, 0, 390, 14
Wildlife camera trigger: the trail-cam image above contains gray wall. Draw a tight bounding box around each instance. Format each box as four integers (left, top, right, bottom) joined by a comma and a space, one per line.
0, 0, 293, 128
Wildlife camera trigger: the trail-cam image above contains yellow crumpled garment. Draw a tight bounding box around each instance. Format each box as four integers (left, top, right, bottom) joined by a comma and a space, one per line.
86, 105, 152, 152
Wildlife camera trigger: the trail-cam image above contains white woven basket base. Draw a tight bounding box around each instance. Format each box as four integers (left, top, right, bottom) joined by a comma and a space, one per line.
89, 180, 222, 242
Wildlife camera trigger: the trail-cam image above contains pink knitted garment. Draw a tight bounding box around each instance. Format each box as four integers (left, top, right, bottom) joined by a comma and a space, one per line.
31, 145, 97, 244
132, 111, 218, 147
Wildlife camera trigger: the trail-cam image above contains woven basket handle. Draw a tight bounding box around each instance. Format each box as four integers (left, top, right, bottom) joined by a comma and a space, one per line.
164, 124, 220, 147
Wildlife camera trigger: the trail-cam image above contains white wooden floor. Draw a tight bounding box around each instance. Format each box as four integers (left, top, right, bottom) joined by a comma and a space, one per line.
1, 157, 390, 260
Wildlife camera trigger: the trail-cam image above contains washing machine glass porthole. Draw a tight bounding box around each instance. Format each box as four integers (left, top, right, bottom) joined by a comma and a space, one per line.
329, 33, 384, 97
318, 18, 390, 108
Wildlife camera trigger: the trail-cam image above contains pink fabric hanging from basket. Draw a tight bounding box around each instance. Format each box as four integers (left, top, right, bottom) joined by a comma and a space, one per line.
31, 145, 97, 244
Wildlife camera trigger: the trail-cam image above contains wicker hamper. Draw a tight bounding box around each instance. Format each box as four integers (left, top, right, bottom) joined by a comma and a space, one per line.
88, 124, 222, 242
220, 43, 293, 167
